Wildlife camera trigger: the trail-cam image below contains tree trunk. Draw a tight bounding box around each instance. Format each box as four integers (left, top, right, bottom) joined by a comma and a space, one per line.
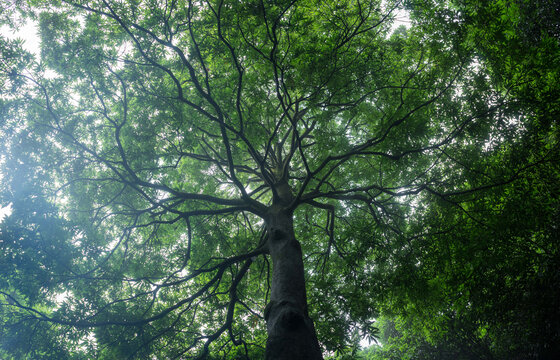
264, 205, 323, 360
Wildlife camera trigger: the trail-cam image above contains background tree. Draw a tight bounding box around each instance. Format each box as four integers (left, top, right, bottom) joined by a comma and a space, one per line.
358, 1, 560, 359
1, 0, 557, 359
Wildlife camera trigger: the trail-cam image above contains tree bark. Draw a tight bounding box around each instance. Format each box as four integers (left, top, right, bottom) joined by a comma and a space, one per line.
264, 204, 323, 360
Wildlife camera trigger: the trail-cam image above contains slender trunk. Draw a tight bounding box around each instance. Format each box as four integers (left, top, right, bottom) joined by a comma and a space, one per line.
264, 205, 323, 360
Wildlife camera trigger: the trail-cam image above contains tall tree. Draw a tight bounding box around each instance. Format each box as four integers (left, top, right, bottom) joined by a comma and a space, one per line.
1, 0, 548, 358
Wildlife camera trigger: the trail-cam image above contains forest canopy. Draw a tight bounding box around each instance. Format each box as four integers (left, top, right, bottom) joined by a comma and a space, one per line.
1, 0, 559, 359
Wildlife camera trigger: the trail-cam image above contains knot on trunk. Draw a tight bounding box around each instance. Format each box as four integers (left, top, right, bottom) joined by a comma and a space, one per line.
264, 300, 322, 359
264, 300, 305, 331
270, 228, 286, 241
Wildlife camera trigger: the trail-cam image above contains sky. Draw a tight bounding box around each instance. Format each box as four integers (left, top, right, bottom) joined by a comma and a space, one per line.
1, 18, 40, 54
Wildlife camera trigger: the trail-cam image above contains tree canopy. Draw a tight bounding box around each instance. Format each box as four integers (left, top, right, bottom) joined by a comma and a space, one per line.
1, 0, 558, 359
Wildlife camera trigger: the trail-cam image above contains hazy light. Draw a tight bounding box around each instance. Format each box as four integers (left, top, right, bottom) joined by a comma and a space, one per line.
0, 203, 13, 223
0, 19, 40, 56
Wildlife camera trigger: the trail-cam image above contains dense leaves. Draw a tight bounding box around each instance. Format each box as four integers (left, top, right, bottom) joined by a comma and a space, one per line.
358, 1, 560, 359
1, 0, 558, 358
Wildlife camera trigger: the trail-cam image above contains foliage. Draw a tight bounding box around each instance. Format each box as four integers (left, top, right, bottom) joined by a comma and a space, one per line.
1, 0, 558, 358
357, 1, 560, 359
